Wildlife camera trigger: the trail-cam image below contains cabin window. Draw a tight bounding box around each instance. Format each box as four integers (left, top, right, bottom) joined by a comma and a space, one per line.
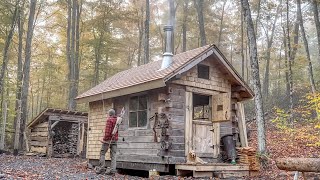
198, 64, 210, 79
193, 94, 210, 120
129, 95, 147, 127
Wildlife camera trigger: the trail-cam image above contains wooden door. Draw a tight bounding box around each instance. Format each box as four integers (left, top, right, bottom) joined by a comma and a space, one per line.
191, 93, 213, 157
192, 120, 213, 157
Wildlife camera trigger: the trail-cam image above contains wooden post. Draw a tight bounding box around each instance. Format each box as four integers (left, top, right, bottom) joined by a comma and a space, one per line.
212, 122, 220, 158
77, 122, 81, 155
237, 102, 248, 147
14, 100, 22, 155
185, 91, 193, 156
23, 132, 29, 152
0, 102, 7, 149
47, 116, 54, 157
80, 122, 85, 155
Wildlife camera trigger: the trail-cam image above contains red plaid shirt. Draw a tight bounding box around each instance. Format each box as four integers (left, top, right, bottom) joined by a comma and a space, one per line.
103, 116, 118, 141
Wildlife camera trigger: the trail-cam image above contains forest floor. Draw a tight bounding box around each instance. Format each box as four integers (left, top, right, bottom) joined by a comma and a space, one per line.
0, 121, 320, 180
247, 120, 320, 179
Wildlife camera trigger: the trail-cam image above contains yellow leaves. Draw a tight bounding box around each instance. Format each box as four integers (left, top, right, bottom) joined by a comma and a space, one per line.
306, 142, 320, 147
272, 107, 291, 130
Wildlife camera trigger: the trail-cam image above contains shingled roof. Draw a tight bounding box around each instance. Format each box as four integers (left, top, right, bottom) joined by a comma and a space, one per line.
76, 44, 253, 103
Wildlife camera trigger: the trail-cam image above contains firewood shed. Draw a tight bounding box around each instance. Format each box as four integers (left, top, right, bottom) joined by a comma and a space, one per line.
27, 108, 88, 158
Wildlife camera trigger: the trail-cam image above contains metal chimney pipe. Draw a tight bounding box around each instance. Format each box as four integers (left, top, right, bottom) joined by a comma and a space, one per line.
160, 25, 174, 70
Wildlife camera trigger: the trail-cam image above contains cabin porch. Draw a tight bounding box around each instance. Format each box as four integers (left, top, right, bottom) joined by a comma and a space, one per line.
175, 163, 250, 178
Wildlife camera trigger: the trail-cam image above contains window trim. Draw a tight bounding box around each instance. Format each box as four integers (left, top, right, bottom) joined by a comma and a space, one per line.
128, 94, 148, 129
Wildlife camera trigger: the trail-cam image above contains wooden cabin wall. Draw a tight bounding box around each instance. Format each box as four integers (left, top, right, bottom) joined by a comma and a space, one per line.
30, 122, 48, 154
87, 99, 113, 160
163, 84, 186, 163
113, 95, 164, 163
88, 86, 186, 165
115, 88, 175, 164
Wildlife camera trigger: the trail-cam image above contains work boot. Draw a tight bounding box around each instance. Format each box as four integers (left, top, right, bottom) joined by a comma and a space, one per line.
95, 166, 106, 174
105, 167, 116, 175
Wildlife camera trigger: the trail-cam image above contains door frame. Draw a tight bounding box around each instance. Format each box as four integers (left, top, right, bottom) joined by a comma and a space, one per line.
185, 87, 220, 158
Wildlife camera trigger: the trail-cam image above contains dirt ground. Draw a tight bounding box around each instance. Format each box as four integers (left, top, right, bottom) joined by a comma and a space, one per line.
1, 122, 320, 180
0, 154, 207, 180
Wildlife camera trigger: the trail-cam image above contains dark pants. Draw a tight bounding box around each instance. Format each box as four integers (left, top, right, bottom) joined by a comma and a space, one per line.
99, 141, 117, 173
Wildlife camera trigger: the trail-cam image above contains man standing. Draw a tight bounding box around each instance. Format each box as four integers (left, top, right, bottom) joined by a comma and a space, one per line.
96, 109, 119, 175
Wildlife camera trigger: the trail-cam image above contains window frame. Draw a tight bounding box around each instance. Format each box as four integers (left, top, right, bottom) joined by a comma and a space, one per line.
197, 64, 210, 80
192, 93, 211, 121
128, 95, 148, 128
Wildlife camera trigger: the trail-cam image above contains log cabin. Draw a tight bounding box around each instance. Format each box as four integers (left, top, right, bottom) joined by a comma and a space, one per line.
76, 22, 253, 176
76, 40, 254, 177
27, 108, 88, 158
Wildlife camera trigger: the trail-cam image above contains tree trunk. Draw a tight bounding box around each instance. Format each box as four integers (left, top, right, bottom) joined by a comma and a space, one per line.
14, 100, 21, 155
276, 158, 320, 172
0, 0, 19, 96
194, 0, 206, 46
291, 22, 299, 62
282, 28, 290, 96
241, 0, 266, 154
169, 0, 175, 54
19, 0, 37, 151
144, 0, 150, 64
241, 6, 245, 78
262, 1, 281, 99
137, 6, 144, 66
75, 0, 81, 98
68, 0, 79, 110
277, 44, 282, 95
182, 0, 189, 52
93, 30, 103, 86
286, 0, 294, 124
0, 102, 7, 150
255, 0, 261, 36
217, 1, 227, 47
312, 0, 320, 64
66, 0, 71, 82
13, 1, 24, 151
297, 0, 316, 93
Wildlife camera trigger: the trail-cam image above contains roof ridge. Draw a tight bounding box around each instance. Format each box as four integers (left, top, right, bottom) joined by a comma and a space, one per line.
76, 44, 214, 101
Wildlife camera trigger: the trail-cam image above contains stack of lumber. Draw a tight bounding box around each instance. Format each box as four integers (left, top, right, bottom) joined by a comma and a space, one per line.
236, 147, 260, 171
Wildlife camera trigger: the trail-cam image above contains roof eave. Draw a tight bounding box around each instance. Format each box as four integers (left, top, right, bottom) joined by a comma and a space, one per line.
76, 79, 166, 103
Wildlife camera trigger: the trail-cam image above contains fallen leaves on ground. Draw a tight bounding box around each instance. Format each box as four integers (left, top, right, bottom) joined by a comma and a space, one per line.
248, 121, 320, 179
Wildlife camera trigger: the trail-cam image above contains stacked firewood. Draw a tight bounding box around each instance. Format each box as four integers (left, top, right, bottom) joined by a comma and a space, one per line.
236, 147, 260, 171
68, 123, 79, 155
53, 123, 79, 156
53, 128, 70, 154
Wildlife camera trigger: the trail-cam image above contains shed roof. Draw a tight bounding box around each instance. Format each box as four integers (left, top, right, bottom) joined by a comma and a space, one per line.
27, 108, 88, 128
76, 44, 254, 103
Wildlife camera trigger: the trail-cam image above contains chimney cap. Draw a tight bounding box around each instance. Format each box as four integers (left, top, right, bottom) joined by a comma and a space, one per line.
163, 25, 173, 31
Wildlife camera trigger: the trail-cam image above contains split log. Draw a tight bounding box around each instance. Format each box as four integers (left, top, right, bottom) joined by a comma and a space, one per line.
276, 158, 320, 172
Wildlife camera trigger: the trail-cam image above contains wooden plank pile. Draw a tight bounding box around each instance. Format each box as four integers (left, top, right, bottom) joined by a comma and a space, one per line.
236, 147, 260, 171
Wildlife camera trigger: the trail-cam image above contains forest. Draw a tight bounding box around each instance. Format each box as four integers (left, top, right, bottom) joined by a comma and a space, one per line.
0, 0, 320, 179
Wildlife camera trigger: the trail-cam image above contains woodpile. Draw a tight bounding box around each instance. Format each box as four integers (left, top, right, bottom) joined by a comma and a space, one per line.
236, 147, 260, 171
52, 123, 79, 157
68, 123, 79, 155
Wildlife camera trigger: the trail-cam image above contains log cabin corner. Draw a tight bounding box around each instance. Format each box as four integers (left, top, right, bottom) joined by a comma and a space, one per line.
76, 44, 254, 177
